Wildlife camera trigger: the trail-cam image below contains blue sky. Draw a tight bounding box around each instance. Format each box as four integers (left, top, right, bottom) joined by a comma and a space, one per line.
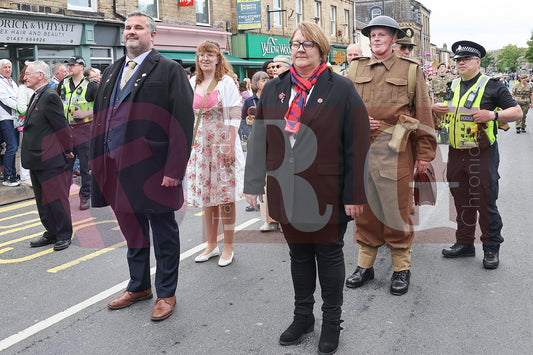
422, 0, 532, 51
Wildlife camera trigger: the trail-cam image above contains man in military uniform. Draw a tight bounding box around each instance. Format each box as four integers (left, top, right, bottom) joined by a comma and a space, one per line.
431, 62, 453, 143
511, 74, 533, 133
394, 28, 416, 58
57, 55, 99, 210
345, 16, 436, 295
433, 41, 521, 269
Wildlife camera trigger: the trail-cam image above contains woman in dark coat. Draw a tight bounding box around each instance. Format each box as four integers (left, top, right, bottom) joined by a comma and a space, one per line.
244, 21, 370, 354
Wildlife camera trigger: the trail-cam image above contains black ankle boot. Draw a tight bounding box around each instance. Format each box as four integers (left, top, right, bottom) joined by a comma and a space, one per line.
279, 314, 315, 345
318, 319, 343, 355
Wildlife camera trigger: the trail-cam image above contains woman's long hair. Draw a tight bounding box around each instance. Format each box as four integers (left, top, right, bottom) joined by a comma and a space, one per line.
195, 40, 233, 85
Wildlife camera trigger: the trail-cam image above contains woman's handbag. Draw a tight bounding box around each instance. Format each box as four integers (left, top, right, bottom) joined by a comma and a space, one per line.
414, 162, 437, 206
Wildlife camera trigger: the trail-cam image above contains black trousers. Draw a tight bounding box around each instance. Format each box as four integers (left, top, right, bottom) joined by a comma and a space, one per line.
282, 222, 347, 322
447, 142, 504, 252
30, 166, 73, 241
67, 122, 92, 202
114, 211, 180, 298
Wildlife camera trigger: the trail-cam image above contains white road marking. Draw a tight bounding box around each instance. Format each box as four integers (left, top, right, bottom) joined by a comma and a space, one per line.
0, 218, 261, 351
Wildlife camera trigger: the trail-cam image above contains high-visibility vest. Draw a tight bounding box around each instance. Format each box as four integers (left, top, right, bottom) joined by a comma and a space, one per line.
61, 78, 93, 124
443, 75, 497, 149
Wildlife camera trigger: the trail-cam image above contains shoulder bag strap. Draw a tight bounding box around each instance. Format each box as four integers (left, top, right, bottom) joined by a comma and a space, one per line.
191, 78, 218, 151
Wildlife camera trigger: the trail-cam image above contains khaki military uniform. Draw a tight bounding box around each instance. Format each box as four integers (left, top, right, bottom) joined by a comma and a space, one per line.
349, 54, 436, 271
512, 82, 532, 129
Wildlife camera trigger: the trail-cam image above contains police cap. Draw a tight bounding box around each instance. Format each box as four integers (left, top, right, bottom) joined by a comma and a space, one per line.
451, 40, 486, 59
362, 16, 406, 39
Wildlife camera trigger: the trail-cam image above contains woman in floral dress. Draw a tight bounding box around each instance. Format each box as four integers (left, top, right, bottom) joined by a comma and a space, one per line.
186, 40, 244, 267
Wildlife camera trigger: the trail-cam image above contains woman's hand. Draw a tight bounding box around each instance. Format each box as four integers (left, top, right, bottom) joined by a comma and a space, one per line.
245, 194, 263, 210
369, 116, 381, 131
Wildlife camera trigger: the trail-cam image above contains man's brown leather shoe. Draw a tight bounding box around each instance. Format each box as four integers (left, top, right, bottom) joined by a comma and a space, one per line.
151, 295, 176, 321
107, 289, 153, 310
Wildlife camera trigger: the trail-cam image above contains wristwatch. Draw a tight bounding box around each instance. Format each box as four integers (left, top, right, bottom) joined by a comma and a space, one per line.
494, 111, 498, 121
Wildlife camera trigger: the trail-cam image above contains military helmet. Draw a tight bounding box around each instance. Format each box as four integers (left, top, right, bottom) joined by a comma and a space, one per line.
396, 28, 416, 45
362, 16, 406, 39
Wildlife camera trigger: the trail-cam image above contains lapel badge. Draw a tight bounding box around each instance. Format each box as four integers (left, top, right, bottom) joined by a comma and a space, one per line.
279, 93, 286, 103
142, 73, 147, 77
317, 98, 323, 104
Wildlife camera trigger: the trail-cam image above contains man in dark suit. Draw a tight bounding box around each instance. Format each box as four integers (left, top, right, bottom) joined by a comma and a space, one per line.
90, 12, 194, 321
23, 61, 74, 251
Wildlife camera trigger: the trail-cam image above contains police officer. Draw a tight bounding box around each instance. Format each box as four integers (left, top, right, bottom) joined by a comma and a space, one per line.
433, 41, 521, 269
345, 16, 436, 295
57, 55, 99, 210
511, 74, 533, 133
393, 28, 416, 58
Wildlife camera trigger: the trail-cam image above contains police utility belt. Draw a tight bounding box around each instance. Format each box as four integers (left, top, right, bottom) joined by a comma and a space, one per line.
442, 75, 497, 149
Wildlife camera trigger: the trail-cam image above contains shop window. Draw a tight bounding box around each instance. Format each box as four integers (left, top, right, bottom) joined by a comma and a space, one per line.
68, 0, 97, 12
314, 1, 321, 27
90, 47, 114, 71
273, 0, 282, 28
294, 0, 302, 25
139, 0, 159, 20
330, 6, 336, 36
196, 0, 210, 25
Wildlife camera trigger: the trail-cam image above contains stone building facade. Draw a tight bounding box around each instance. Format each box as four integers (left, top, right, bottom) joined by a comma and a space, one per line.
0, 0, 360, 79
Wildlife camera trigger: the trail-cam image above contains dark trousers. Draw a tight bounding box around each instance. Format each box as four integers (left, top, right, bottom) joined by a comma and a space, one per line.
0, 120, 17, 179
114, 211, 180, 298
447, 142, 504, 252
67, 122, 92, 202
30, 166, 72, 241
282, 222, 347, 322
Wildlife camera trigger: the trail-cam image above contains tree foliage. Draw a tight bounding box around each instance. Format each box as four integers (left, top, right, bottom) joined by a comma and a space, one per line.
525, 31, 533, 64
496, 45, 525, 72
480, 52, 495, 69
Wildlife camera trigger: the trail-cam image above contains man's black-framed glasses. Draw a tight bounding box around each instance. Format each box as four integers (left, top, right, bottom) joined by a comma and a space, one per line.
289, 41, 317, 51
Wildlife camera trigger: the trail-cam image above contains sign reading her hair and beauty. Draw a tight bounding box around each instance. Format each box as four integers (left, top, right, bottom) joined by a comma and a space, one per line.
236, 0, 262, 30
0, 16, 82, 45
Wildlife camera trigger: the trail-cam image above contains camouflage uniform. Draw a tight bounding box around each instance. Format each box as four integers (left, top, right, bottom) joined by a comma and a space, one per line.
431, 74, 451, 143
512, 82, 532, 129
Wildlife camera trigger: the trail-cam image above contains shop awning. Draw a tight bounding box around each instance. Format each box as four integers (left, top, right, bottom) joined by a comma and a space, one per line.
157, 50, 196, 64
225, 54, 263, 67
157, 50, 262, 67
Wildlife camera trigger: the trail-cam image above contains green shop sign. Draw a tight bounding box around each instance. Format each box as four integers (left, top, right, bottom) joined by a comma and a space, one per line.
232, 34, 290, 59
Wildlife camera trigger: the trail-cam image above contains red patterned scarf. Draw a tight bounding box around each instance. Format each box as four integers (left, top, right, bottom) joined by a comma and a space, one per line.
284, 62, 327, 136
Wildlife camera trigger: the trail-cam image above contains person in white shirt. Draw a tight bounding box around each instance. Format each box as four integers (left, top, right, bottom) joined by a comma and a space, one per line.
0, 59, 20, 186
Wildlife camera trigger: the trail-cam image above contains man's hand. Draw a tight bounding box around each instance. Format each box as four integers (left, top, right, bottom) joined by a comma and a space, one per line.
65, 152, 74, 159
432, 103, 448, 114
245, 194, 263, 210
161, 176, 181, 187
415, 160, 429, 173
472, 109, 495, 124
345, 204, 364, 218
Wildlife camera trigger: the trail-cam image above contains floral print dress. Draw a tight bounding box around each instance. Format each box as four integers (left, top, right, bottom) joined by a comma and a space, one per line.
186, 75, 244, 208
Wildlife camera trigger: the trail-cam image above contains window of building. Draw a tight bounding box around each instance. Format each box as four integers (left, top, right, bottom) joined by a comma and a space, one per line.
344, 9, 349, 38
90, 47, 114, 72
67, 0, 97, 12
196, 0, 210, 25
370, 7, 382, 20
314, 1, 322, 27
139, 0, 159, 19
273, 0, 282, 28
330, 6, 337, 36
295, 0, 303, 25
